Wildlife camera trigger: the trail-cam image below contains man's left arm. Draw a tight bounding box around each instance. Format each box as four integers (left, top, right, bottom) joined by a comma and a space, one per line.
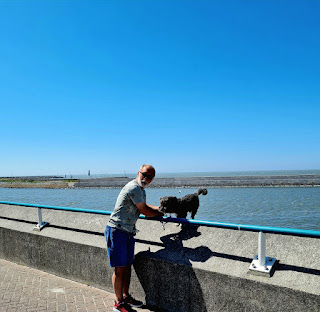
136, 201, 163, 217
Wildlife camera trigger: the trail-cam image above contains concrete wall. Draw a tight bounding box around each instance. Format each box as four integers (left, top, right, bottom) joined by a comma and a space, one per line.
74, 175, 320, 188
1, 203, 319, 312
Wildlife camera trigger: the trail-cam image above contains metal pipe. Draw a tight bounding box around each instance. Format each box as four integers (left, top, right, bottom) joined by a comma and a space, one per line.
0, 201, 112, 215
258, 232, 266, 267
37, 208, 43, 227
1, 201, 320, 238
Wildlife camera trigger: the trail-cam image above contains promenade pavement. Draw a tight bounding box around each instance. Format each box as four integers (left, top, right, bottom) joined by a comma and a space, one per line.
0, 259, 165, 312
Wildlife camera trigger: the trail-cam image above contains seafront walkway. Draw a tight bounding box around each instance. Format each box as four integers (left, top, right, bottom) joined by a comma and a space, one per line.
0, 259, 164, 312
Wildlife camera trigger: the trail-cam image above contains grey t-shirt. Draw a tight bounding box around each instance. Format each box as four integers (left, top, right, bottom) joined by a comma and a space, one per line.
107, 179, 146, 233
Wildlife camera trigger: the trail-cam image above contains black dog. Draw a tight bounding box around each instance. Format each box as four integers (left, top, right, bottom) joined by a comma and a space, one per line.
159, 188, 208, 219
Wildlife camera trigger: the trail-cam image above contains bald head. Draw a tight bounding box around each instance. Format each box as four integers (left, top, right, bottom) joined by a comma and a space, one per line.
139, 164, 156, 177
136, 164, 156, 188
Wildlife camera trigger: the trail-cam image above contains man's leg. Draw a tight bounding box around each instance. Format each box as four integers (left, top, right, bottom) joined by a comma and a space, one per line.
122, 265, 131, 297
122, 263, 143, 308
113, 265, 132, 305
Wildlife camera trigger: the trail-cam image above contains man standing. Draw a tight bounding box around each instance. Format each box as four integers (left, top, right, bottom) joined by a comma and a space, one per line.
105, 164, 163, 312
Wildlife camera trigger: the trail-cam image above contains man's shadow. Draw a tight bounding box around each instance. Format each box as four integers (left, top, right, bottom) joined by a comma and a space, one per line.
133, 224, 212, 312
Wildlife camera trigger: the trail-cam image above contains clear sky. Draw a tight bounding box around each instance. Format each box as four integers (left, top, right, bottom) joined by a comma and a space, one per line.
1, 0, 319, 176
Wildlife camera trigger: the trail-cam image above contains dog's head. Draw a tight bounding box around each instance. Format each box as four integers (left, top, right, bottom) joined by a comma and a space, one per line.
159, 196, 180, 214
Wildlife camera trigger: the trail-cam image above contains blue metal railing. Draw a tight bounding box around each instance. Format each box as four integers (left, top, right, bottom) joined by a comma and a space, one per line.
1, 200, 319, 238
1, 200, 319, 274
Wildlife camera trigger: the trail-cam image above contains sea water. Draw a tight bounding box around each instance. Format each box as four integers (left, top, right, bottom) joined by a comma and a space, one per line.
0, 185, 319, 231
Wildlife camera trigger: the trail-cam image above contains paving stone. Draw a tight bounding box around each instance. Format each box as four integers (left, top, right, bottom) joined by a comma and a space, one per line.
0, 259, 165, 311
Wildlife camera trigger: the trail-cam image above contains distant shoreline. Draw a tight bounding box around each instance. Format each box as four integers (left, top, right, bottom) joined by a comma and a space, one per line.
0, 174, 319, 189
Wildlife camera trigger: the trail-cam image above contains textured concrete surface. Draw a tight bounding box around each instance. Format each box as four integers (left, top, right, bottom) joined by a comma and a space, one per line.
1, 175, 319, 189
0, 259, 164, 312
1, 203, 320, 312
73, 175, 320, 188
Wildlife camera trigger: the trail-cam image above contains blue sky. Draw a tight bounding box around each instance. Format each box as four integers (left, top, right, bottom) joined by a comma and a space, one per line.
1, 0, 319, 176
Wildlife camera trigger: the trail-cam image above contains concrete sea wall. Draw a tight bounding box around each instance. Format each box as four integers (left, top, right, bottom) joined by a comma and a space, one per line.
74, 174, 320, 188
1, 203, 319, 311
1, 175, 320, 189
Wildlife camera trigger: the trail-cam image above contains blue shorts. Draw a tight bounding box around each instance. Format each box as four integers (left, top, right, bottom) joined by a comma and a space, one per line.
105, 225, 135, 268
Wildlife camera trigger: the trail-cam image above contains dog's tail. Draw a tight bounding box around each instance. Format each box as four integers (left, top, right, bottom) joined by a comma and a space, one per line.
197, 188, 208, 196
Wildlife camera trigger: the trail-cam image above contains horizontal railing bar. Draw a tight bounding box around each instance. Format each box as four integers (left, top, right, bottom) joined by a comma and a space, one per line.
1, 201, 320, 238
144, 216, 320, 238
0, 201, 113, 215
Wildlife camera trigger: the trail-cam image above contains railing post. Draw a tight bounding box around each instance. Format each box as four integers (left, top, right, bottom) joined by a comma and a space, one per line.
33, 208, 48, 231
258, 231, 266, 267
249, 231, 276, 276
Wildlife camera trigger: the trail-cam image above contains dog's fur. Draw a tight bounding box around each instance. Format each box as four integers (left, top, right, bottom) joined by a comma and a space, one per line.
159, 188, 207, 219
